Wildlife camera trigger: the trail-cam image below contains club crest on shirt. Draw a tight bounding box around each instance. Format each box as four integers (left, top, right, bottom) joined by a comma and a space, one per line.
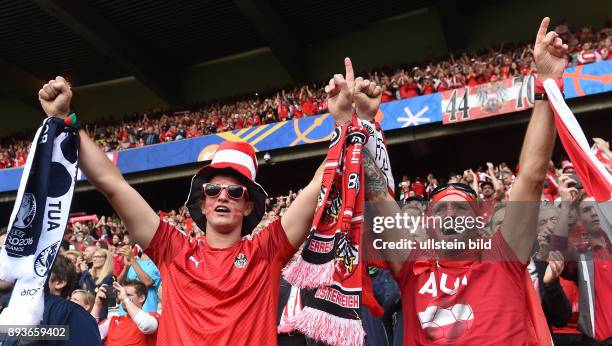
234, 253, 248, 269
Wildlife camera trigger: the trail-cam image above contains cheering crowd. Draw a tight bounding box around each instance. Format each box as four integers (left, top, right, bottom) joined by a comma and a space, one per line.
0, 21, 610, 169
0, 16, 611, 346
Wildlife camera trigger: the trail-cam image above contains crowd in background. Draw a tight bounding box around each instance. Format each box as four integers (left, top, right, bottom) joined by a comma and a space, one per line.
0, 21, 610, 170
0, 134, 611, 344
0, 18, 611, 345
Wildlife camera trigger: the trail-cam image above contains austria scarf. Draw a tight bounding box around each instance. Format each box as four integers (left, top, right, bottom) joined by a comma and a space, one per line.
542, 79, 612, 240
0, 116, 80, 325
283, 116, 373, 346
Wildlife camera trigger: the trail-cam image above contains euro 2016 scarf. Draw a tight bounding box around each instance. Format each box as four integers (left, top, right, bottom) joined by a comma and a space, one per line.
0, 116, 80, 325
283, 116, 372, 346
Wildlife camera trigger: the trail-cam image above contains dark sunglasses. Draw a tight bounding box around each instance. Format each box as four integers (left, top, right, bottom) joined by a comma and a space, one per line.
202, 183, 248, 200
430, 183, 477, 200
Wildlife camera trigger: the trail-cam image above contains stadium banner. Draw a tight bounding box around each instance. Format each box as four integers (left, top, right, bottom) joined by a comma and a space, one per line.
0, 60, 610, 192
68, 214, 99, 223
442, 59, 612, 124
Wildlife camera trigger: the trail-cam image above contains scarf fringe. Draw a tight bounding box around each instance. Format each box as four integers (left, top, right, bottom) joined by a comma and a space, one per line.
277, 317, 296, 334
282, 257, 335, 289
287, 306, 365, 346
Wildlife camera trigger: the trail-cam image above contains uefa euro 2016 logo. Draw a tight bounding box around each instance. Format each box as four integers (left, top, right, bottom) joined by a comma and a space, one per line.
14, 193, 36, 229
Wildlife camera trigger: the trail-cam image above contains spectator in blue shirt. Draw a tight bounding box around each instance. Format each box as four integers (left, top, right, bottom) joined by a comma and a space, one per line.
117, 246, 160, 315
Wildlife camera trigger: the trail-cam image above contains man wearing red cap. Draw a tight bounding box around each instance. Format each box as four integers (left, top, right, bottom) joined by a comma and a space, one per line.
36, 60, 371, 343
360, 17, 568, 345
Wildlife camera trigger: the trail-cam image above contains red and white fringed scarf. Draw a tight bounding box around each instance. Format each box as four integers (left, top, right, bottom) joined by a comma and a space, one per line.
277, 284, 303, 334
542, 78, 612, 240
283, 116, 372, 346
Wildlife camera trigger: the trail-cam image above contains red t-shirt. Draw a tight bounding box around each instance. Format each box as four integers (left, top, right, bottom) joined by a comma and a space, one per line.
396, 232, 528, 345
301, 98, 316, 115
277, 105, 289, 119
381, 91, 394, 103
113, 253, 125, 277
593, 247, 612, 340
400, 84, 419, 99
102, 312, 160, 346
144, 218, 295, 345
14, 155, 26, 167
411, 182, 425, 197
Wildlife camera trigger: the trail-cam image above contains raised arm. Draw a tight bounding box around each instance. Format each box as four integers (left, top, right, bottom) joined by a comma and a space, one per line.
486, 162, 504, 198
281, 59, 355, 247
502, 17, 568, 262
38, 77, 159, 249
114, 282, 158, 334
281, 162, 324, 248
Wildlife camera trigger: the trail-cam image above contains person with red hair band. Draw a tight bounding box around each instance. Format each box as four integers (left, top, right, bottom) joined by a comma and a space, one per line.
363, 17, 567, 345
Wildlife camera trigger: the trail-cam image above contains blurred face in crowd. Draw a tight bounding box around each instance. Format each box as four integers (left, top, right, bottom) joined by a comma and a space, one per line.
123, 234, 131, 246
201, 174, 253, 236
578, 198, 601, 236
112, 234, 120, 245
537, 207, 559, 242
487, 206, 505, 238
92, 250, 106, 269
70, 291, 93, 312
125, 286, 146, 308
502, 172, 513, 185
83, 245, 97, 262
481, 183, 495, 198
64, 252, 78, 264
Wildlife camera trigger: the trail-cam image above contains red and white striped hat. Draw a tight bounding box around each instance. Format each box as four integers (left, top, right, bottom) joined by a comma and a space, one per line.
185, 141, 267, 236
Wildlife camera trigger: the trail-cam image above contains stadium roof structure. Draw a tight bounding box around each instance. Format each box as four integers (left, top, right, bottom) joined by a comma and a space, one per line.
0, 0, 479, 107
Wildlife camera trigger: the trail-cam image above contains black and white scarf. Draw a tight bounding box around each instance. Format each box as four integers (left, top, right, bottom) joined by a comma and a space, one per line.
0, 117, 79, 324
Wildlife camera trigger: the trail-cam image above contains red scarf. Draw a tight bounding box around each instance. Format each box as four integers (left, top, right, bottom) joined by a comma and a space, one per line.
283, 116, 373, 346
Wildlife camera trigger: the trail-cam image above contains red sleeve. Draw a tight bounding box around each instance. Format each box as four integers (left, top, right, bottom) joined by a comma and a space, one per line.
253, 219, 296, 264
144, 217, 188, 264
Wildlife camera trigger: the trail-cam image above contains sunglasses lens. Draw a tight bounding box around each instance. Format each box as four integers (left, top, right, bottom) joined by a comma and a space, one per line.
227, 185, 245, 199
204, 184, 221, 197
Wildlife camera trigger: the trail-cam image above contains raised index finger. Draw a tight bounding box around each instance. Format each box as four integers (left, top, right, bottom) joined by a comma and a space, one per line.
536, 17, 550, 44
344, 57, 354, 83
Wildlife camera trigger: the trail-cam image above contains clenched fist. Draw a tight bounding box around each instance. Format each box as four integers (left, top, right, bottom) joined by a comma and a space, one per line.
354, 77, 381, 121
38, 76, 72, 118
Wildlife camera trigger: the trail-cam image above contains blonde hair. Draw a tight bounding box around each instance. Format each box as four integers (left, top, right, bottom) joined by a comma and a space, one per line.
90, 249, 113, 285
71, 289, 95, 308
63, 250, 81, 260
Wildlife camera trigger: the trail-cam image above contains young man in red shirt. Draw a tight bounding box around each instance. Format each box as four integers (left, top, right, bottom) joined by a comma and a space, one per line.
36, 58, 367, 344
93, 280, 160, 346
359, 17, 567, 345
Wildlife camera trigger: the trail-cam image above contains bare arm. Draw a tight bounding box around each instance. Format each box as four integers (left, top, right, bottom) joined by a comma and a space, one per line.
37, 77, 159, 249
469, 170, 479, 194
502, 17, 568, 262
363, 149, 405, 276
130, 259, 154, 288
487, 162, 504, 198
503, 101, 557, 262
78, 130, 159, 249
115, 282, 158, 334
281, 162, 324, 248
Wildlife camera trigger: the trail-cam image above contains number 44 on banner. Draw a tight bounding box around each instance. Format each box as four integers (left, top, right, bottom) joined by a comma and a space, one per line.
442, 75, 535, 124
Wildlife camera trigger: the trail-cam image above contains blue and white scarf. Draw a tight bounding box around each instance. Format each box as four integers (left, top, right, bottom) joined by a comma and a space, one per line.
0, 117, 79, 325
